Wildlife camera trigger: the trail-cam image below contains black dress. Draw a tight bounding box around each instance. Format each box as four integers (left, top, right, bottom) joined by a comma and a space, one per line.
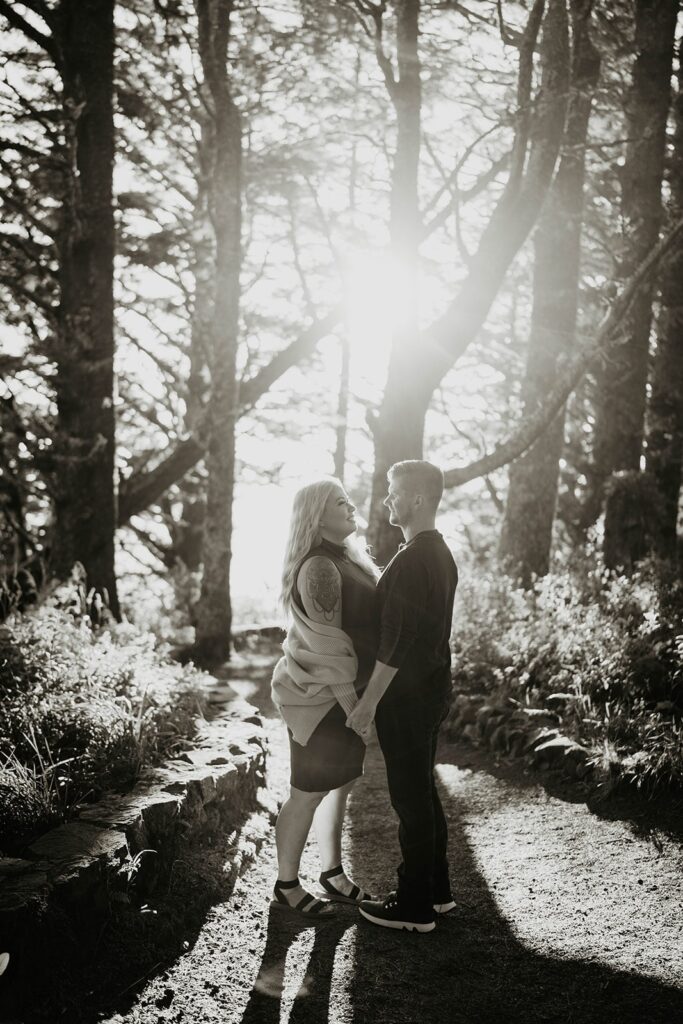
288, 538, 378, 792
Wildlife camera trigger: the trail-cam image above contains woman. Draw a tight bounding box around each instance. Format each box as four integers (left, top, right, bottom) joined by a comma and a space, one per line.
271, 477, 379, 918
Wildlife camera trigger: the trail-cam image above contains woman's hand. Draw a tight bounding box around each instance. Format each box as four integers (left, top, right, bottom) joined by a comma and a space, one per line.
346, 698, 376, 742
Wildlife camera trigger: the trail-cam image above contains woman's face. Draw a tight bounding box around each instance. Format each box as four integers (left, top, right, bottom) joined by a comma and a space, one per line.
319, 484, 357, 542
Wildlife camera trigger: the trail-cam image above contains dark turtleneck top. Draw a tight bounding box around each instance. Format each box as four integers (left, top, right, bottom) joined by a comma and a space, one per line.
292, 537, 379, 691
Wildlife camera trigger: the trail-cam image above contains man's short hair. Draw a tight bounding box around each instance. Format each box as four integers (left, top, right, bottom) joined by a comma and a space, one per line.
388, 460, 444, 511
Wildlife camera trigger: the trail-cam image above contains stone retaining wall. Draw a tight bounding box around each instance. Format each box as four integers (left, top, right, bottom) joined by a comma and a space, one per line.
0, 698, 266, 1004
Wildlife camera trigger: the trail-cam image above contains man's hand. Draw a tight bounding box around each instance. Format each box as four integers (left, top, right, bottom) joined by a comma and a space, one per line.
346, 698, 376, 742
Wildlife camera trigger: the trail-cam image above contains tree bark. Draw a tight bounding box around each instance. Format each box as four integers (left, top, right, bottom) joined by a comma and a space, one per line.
192, 0, 242, 664
646, 41, 683, 562
334, 333, 350, 482
591, 0, 678, 544
367, 0, 570, 567
51, 0, 118, 615
499, 0, 600, 584
170, 115, 214, 573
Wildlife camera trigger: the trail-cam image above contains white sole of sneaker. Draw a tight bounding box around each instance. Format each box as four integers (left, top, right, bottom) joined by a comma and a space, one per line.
433, 901, 457, 914
358, 907, 436, 933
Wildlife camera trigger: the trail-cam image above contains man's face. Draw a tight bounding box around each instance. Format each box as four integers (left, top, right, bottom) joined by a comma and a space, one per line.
384, 476, 415, 528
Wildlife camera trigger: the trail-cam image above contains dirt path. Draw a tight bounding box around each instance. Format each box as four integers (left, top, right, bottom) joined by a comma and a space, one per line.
91, 657, 682, 1024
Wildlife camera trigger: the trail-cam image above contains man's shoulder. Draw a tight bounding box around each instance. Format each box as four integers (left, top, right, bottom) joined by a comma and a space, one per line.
380, 543, 426, 581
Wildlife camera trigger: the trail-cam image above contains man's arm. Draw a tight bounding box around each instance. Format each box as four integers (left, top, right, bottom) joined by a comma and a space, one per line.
346, 558, 428, 738
345, 660, 397, 737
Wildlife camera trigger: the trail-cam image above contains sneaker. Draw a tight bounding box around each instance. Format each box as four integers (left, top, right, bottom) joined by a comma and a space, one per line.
433, 899, 457, 914
358, 892, 435, 933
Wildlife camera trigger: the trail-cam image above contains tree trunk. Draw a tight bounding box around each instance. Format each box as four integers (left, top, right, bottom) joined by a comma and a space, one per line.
193, 0, 241, 664
592, 0, 678, 555
170, 122, 213, 573
333, 333, 350, 483
51, 0, 118, 615
367, 0, 422, 566
499, 0, 600, 584
367, 0, 570, 567
646, 41, 683, 562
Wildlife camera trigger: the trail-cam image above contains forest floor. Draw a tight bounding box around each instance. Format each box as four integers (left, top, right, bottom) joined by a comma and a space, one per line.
28, 647, 683, 1024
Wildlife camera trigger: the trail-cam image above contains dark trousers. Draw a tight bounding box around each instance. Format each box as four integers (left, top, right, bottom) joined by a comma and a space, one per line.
376, 689, 451, 914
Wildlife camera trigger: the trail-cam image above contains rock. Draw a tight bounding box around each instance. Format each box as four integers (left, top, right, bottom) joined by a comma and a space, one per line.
28, 823, 128, 886
523, 727, 560, 754
79, 790, 181, 850
0, 858, 46, 878
0, 868, 49, 913
531, 735, 589, 771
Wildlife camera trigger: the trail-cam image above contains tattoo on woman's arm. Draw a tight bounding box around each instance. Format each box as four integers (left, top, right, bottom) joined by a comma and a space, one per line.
305, 557, 341, 622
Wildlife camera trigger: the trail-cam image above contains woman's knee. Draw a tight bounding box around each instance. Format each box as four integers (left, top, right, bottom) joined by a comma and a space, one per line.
288, 785, 328, 809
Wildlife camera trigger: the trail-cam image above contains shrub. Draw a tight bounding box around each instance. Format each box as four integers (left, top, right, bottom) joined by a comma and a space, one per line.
0, 606, 212, 846
452, 557, 683, 792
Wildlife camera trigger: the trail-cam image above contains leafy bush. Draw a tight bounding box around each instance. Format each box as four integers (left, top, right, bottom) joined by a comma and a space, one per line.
0, 605, 212, 846
452, 556, 683, 792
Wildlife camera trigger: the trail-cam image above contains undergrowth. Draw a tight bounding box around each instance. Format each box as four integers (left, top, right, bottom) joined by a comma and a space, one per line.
453, 555, 683, 793
0, 598, 211, 846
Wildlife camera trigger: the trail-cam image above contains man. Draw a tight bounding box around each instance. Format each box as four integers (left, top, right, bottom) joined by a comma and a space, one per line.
346, 460, 458, 933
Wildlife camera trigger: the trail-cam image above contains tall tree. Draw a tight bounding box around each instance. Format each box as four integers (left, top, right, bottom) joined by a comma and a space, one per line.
52, 0, 118, 612
646, 41, 683, 562
361, 0, 571, 566
591, 0, 678, 564
498, 0, 600, 584
192, 0, 242, 663
0, 0, 118, 611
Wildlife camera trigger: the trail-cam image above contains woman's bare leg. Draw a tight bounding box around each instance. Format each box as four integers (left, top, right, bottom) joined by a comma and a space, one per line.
313, 780, 362, 897
274, 785, 327, 905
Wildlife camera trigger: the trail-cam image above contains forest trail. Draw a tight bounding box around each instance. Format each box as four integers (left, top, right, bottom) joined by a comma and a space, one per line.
97, 658, 683, 1024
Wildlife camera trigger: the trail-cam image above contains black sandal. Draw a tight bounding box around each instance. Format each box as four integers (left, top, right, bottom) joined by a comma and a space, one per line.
271, 877, 336, 919
318, 865, 374, 905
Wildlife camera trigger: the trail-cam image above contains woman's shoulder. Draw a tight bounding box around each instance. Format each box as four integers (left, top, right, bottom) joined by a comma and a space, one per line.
297, 551, 342, 586
296, 553, 343, 623
297, 545, 342, 573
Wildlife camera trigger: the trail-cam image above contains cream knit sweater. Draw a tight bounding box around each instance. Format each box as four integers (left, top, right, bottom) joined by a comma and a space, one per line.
271, 602, 359, 746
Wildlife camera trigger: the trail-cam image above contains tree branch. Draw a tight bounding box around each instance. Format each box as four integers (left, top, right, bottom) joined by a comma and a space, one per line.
343, 0, 398, 102
0, 0, 58, 61
117, 307, 342, 523
421, 0, 569, 393
444, 218, 683, 488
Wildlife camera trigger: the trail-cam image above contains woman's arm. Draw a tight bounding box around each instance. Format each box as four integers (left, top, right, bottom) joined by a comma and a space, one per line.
296, 556, 343, 627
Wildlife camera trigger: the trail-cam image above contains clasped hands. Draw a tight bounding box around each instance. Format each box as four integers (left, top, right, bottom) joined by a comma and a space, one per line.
346, 697, 376, 743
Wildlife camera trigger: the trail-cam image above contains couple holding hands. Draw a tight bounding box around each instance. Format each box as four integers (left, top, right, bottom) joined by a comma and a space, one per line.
271, 460, 458, 934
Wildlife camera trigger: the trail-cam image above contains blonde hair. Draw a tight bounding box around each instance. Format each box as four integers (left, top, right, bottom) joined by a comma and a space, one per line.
280, 477, 379, 612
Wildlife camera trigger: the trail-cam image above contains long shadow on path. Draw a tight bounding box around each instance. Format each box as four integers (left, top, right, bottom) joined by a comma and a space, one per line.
240, 908, 354, 1024
345, 743, 683, 1024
